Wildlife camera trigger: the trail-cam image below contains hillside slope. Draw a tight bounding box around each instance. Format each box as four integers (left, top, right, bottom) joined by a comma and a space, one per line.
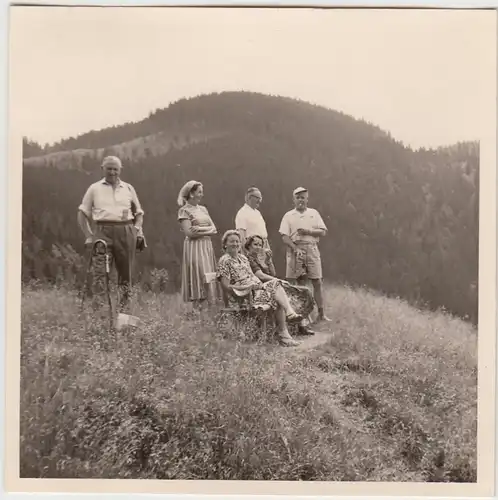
20, 284, 477, 481
21, 91, 479, 322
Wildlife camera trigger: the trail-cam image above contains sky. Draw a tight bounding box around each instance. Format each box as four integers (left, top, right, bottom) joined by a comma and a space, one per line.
9, 6, 496, 149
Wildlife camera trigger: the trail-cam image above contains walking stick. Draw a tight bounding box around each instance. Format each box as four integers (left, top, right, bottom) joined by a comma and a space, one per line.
80, 247, 94, 312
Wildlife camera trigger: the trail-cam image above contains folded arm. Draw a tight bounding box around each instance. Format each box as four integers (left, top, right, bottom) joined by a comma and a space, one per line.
180, 219, 201, 238
180, 219, 217, 238
193, 224, 217, 236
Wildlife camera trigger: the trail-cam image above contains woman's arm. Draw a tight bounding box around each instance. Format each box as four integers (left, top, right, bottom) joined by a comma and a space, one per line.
220, 276, 233, 293
220, 277, 254, 293
180, 219, 203, 238
199, 207, 218, 236
267, 253, 277, 276
207, 217, 218, 235
248, 256, 271, 282
193, 225, 217, 236
254, 269, 275, 282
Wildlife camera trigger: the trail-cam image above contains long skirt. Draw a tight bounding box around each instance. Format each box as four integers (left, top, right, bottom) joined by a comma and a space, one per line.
230, 279, 315, 318
181, 236, 219, 302
280, 281, 315, 318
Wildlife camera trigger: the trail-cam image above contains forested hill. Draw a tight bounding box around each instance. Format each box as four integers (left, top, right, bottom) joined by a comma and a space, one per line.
24, 92, 397, 162
21, 91, 479, 323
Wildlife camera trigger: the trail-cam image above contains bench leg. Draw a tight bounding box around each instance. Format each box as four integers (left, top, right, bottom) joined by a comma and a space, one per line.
253, 311, 274, 344
260, 315, 267, 343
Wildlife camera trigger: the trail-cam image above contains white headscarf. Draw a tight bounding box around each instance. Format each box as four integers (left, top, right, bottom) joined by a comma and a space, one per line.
177, 180, 201, 207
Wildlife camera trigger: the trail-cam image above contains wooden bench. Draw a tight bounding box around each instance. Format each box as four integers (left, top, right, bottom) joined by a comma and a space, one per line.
203, 272, 275, 342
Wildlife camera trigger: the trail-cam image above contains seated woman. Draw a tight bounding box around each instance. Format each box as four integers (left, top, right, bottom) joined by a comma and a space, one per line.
244, 235, 316, 336
217, 230, 302, 347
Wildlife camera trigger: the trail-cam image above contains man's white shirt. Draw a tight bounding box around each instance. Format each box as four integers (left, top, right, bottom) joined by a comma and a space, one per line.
79, 178, 144, 222
235, 203, 268, 239
279, 208, 327, 243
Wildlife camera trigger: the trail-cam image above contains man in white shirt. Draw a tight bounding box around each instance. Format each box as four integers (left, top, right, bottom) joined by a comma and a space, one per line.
279, 187, 331, 322
235, 187, 271, 254
77, 155, 145, 312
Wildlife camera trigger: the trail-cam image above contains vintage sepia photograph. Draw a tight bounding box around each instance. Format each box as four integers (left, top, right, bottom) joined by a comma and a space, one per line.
5, 4, 497, 497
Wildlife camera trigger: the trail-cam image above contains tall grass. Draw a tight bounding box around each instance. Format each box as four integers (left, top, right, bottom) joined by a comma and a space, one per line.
19, 284, 477, 481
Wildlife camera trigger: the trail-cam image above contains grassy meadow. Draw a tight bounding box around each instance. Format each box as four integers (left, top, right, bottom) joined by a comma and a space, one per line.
19, 283, 477, 481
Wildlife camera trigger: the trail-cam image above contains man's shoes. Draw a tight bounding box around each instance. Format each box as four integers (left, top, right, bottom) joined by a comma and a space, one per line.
317, 310, 333, 322
298, 324, 316, 336
286, 311, 303, 323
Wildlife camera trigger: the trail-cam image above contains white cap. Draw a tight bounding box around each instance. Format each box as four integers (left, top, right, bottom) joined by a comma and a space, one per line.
293, 186, 308, 196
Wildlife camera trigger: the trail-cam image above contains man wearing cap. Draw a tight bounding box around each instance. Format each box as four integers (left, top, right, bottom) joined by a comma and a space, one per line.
77, 155, 145, 312
279, 187, 331, 322
235, 187, 272, 254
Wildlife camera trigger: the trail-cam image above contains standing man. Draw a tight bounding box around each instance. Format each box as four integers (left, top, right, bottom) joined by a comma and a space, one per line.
237, 185, 316, 336
235, 187, 271, 254
77, 155, 144, 313
279, 187, 331, 322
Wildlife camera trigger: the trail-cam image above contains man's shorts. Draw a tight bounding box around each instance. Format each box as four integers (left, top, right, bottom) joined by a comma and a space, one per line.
285, 242, 322, 280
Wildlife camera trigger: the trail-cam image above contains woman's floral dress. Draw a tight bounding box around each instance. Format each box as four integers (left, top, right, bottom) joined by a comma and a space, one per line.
216, 253, 281, 310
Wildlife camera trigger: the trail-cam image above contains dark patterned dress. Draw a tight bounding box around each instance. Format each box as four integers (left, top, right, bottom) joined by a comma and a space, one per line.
247, 251, 315, 318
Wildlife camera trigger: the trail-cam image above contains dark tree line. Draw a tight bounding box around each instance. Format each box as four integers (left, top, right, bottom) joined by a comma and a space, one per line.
21, 91, 479, 324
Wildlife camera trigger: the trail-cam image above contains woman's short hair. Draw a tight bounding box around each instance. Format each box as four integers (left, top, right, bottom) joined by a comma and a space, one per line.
221, 230, 241, 249
244, 234, 264, 251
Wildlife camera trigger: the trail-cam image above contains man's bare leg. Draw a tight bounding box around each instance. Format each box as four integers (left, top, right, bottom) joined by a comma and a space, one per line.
290, 275, 315, 333
311, 278, 332, 322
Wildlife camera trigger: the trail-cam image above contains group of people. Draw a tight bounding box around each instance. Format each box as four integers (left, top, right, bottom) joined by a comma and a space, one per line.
176, 181, 331, 347
77, 155, 331, 347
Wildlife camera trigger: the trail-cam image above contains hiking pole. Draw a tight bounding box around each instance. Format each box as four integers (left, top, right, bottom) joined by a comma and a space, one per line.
105, 250, 113, 332
80, 247, 94, 312
80, 239, 103, 312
